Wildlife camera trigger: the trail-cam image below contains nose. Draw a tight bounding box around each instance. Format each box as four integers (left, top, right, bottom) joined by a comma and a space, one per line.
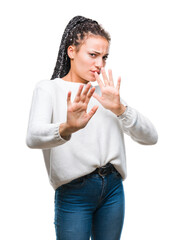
95, 57, 104, 69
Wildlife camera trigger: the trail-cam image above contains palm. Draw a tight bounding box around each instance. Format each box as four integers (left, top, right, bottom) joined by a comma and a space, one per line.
93, 68, 123, 114
66, 83, 98, 132
67, 101, 91, 128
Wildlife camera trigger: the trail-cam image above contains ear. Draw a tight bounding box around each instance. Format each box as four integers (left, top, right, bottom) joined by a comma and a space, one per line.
67, 45, 75, 60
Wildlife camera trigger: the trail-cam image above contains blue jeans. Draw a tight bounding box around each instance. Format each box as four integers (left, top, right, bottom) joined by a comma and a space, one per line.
54, 169, 125, 240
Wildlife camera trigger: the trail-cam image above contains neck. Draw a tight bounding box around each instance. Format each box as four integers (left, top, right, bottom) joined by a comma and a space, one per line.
62, 70, 88, 84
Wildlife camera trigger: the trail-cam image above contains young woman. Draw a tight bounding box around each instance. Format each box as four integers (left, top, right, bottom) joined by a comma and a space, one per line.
26, 15, 158, 240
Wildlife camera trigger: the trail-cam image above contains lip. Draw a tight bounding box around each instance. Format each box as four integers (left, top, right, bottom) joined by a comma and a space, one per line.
90, 70, 100, 74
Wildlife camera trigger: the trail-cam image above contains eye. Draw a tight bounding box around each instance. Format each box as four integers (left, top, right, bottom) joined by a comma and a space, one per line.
89, 53, 96, 57
103, 55, 108, 61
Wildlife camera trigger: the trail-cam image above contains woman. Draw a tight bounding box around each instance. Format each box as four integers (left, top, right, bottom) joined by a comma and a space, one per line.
26, 15, 158, 240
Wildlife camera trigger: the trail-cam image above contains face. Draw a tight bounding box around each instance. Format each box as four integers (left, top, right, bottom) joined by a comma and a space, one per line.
68, 36, 109, 84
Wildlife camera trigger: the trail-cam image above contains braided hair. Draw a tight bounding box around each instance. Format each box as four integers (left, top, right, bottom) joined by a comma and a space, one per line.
50, 16, 111, 80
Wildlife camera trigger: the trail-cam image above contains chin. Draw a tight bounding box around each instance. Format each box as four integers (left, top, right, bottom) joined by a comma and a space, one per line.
89, 78, 96, 82
89, 75, 97, 82
83, 77, 95, 84
82, 72, 97, 83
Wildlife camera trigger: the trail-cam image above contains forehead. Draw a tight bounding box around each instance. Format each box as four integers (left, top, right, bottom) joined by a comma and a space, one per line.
80, 36, 109, 53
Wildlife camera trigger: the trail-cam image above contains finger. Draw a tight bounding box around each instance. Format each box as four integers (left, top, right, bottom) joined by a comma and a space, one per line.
85, 87, 95, 105
74, 84, 84, 102
81, 82, 91, 102
101, 67, 110, 86
116, 76, 121, 91
108, 69, 114, 86
87, 105, 99, 120
95, 72, 105, 89
67, 91, 71, 106
92, 92, 101, 103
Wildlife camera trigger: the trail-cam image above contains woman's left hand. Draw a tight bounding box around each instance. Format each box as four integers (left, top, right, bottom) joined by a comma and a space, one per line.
93, 68, 126, 116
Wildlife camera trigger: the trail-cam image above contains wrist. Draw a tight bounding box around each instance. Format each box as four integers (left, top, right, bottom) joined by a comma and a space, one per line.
113, 104, 127, 116
59, 122, 73, 139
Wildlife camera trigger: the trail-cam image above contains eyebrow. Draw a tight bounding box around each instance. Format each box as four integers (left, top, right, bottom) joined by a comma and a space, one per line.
91, 50, 109, 56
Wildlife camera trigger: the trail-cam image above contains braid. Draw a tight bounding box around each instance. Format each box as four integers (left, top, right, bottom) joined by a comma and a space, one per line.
51, 16, 111, 80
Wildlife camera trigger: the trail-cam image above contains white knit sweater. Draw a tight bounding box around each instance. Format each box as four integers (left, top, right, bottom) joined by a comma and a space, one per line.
26, 78, 158, 190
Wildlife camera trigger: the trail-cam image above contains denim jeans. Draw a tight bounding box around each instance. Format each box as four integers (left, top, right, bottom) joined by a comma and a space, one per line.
54, 168, 125, 240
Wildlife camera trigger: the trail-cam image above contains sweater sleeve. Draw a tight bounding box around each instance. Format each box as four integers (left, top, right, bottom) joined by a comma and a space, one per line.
26, 83, 71, 149
117, 99, 158, 145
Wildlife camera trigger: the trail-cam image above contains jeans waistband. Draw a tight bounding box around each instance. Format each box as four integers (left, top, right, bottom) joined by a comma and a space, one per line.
89, 163, 116, 177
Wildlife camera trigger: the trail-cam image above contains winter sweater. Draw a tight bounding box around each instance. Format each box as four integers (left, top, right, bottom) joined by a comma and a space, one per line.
26, 78, 158, 190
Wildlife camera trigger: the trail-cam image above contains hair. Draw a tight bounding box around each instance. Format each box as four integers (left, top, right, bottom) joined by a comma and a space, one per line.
50, 15, 111, 80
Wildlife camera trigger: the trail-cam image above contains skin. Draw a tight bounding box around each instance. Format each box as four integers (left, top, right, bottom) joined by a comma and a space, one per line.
60, 35, 126, 139
63, 35, 109, 84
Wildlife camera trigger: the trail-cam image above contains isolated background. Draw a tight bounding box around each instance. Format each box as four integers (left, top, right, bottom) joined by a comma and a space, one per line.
0, 0, 184, 239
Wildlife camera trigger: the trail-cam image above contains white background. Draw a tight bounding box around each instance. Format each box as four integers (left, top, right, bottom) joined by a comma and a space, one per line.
0, 0, 184, 239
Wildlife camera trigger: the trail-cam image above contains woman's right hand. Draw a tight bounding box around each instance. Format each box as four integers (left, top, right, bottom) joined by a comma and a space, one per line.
59, 82, 98, 138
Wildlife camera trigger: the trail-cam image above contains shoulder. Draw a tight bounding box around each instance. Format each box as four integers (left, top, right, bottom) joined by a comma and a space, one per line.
35, 79, 54, 89
33, 78, 61, 93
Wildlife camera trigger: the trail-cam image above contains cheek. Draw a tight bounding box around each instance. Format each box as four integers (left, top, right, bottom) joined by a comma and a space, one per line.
77, 53, 93, 66
82, 56, 94, 67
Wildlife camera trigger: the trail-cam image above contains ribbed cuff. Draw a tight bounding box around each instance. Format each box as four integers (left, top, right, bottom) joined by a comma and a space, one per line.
55, 123, 71, 142
117, 106, 138, 128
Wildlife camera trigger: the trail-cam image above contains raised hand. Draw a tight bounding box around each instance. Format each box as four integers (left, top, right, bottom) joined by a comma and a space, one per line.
64, 82, 98, 134
93, 68, 126, 116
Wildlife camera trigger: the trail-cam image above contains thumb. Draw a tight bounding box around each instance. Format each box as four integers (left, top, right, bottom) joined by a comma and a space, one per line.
87, 105, 99, 120
92, 92, 101, 102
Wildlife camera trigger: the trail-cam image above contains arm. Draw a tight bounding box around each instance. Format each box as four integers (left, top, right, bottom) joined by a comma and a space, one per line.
117, 104, 158, 145
26, 82, 98, 149
93, 68, 158, 145
26, 84, 70, 149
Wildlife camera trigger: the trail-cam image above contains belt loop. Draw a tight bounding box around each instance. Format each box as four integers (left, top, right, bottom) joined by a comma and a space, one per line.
97, 163, 113, 177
